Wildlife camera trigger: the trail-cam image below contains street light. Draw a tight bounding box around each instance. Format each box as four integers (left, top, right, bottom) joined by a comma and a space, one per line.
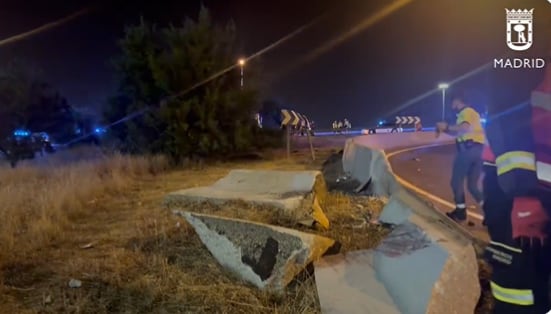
438, 83, 450, 121
238, 58, 246, 88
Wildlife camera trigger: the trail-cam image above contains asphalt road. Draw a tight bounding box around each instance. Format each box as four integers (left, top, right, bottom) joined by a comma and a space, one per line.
388, 143, 489, 235
298, 134, 488, 236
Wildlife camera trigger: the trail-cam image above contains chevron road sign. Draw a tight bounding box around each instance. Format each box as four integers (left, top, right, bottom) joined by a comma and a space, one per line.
395, 116, 421, 125
281, 109, 302, 126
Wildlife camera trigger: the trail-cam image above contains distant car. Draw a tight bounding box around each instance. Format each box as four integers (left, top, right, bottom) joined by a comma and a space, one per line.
362, 122, 403, 135
0, 129, 55, 168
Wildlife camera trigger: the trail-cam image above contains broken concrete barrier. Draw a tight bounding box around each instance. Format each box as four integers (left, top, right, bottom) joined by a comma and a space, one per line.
315, 191, 479, 314
175, 211, 337, 291
342, 133, 454, 196
164, 169, 330, 229
318, 134, 479, 313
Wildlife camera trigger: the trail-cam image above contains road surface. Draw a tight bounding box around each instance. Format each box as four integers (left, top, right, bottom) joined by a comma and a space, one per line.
306, 135, 488, 237
388, 143, 489, 238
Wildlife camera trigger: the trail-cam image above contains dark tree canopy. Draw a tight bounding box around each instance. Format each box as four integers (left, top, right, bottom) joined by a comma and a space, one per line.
0, 59, 80, 142
105, 7, 280, 161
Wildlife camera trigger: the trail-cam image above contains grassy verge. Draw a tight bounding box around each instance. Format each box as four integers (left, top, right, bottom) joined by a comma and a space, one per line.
0, 147, 389, 313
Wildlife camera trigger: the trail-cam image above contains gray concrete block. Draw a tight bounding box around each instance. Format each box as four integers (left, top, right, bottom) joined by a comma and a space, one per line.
176, 211, 337, 291
164, 169, 330, 228
378, 187, 413, 225
337, 133, 480, 313
315, 250, 401, 314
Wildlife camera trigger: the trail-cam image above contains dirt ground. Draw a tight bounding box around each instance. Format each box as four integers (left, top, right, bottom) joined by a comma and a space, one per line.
0, 146, 398, 313
0, 142, 497, 314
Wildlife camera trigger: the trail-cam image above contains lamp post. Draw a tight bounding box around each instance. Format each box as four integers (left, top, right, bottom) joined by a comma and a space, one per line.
238, 58, 245, 88
438, 83, 449, 121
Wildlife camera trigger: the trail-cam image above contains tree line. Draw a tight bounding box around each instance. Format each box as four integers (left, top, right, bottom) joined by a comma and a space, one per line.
0, 6, 283, 161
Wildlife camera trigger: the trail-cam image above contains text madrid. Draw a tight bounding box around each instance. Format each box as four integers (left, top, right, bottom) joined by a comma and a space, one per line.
493, 58, 549, 69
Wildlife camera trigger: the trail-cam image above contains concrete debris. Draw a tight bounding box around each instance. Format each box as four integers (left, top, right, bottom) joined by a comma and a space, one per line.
68, 279, 81, 288
43, 294, 52, 305
315, 250, 401, 314
175, 211, 338, 291
164, 169, 330, 229
373, 188, 480, 313
338, 133, 480, 313
80, 242, 94, 249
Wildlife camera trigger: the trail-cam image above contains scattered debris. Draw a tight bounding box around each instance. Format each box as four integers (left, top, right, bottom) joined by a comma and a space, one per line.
68, 279, 81, 288
43, 294, 52, 305
80, 242, 94, 249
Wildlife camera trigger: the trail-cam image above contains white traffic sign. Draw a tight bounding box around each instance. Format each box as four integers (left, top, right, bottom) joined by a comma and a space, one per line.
395, 116, 421, 125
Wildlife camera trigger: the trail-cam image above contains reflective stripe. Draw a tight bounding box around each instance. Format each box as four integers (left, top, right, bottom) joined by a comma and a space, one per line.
495, 151, 537, 176
490, 281, 534, 306
483, 161, 496, 167
531, 90, 551, 111
489, 241, 522, 253
456, 203, 466, 209
537, 161, 551, 183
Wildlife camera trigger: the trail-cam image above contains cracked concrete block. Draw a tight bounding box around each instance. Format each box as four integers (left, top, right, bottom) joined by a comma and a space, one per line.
175, 211, 338, 291
315, 250, 400, 314
164, 169, 330, 229
315, 222, 478, 314
333, 133, 479, 313
342, 133, 454, 197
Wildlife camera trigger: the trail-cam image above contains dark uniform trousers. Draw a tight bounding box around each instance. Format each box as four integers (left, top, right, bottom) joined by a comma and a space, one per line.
483, 163, 551, 314
451, 140, 484, 207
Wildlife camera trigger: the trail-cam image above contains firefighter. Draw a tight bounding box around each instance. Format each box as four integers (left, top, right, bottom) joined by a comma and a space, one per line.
481, 43, 551, 313
436, 91, 486, 222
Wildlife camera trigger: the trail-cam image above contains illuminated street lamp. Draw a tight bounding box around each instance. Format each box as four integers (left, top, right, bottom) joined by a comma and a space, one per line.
438, 82, 450, 121
238, 58, 246, 88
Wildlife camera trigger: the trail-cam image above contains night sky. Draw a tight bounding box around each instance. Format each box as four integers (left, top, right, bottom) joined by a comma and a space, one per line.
1, 0, 550, 127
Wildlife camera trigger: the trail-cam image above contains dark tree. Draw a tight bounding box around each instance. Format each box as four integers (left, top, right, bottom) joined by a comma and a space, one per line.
105, 7, 278, 161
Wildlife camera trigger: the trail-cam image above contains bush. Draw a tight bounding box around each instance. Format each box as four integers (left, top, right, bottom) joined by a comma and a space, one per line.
105, 7, 280, 162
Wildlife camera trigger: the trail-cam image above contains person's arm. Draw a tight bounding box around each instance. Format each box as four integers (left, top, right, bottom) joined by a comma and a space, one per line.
444, 121, 471, 136
440, 109, 474, 137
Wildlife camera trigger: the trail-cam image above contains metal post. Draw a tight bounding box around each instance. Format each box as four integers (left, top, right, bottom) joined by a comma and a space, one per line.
306, 128, 315, 161
441, 89, 446, 121
286, 126, 291, 159
240, 66, 244, 88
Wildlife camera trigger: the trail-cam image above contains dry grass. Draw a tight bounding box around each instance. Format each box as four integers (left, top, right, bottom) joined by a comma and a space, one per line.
0, 146, 390, 314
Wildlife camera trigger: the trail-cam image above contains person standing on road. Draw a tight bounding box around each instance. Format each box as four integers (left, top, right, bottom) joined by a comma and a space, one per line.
436, 91, 486, 223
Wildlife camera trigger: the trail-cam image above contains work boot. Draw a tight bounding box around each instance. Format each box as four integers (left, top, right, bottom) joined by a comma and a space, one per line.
446, 208, 467, 222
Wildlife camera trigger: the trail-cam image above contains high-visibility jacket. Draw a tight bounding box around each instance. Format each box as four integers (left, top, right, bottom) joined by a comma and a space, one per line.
531, 68, 551, 188
485, 66, 551, 195
482, 142, 495, 165
483, 61, 551, 311
456, 106, 486, 144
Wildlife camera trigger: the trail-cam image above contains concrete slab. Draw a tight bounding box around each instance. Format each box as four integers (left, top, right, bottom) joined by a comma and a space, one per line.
314, 250, 401, 314
342, 140, 400, 197
175, 211, 338, 291
315, 222, 478, 314
337, 133, 480, 313
342, 133, 454, 197
164, 169, 330, 229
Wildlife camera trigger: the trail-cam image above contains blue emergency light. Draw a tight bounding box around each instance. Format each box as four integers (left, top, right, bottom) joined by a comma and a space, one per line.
13, 129, 30, 137
378, 120, 384, 126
